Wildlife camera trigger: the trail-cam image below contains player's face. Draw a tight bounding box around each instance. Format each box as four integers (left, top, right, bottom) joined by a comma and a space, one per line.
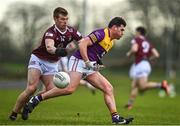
135, 31, 140, 37
54, 14, 68, 31
113, 25, 125, 40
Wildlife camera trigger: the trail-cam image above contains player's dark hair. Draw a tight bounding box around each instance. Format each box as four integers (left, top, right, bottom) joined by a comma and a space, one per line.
136, 26, 146, 36
53, 7, 68, 18
108, 17, 126, 28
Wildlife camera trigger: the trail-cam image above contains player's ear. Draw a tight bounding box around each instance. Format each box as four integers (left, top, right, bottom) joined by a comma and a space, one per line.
54, 16, 58, 22
112, 25, 117, 31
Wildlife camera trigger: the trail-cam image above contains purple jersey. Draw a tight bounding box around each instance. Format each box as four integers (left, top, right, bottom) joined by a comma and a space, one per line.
73, 28, 114, 61
32, 25, 82, 61
131, 36, 154, 64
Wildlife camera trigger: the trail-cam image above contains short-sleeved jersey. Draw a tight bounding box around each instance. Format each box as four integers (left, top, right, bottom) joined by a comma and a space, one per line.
32, 25, 82, 62
132, 36, 154, 64
73, 28, 114, 61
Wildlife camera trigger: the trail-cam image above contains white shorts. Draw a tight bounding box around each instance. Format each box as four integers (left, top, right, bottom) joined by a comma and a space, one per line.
129, 60, 151, 79
68, 56, 96, 78
28, 54, 58, 75
58, 57, 69, 72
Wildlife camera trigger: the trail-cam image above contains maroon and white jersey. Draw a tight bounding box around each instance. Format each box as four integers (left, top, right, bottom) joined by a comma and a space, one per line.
131, 36, 154, 64
32, 25, 82, 62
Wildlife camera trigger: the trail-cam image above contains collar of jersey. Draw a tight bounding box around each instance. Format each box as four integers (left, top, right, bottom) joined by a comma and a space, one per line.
55, 25, 67, 34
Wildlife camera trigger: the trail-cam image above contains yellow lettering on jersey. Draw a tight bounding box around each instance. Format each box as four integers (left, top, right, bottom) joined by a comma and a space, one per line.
99, 28, 113, 52
89, 34, 97, 43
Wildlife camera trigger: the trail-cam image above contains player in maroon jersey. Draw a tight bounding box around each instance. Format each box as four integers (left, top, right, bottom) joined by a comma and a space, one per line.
125, 26, 170, 110
9, 7, 82, 120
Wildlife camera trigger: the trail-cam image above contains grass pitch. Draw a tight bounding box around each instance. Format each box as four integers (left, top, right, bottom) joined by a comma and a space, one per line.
0, 70, 180, 125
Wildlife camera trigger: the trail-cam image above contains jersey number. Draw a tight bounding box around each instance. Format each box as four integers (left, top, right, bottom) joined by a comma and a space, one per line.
142, 41, 150, 53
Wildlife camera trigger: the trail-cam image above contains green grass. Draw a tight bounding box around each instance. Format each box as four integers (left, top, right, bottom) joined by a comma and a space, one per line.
0, 71, 180, 125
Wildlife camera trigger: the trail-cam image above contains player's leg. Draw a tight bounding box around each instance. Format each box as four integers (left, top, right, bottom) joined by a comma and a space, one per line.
80, 79, 96, 95
146, 80, 170, 95
22, 74, 55, 119
139, 61, 170, 94
125, 63, 139, 109
86, 72, 133, 124
87, 72, 116, 113
9, 68, 41, 120
41, 75, 56, 92
138, 77, 167, 92
25, 55, 82, 113
21, 56, 58, 120
22, 75, 54, 116
146, 81, 162, 89
138, 77, 170, 97
161, 80, 170, 95
137, 77, 149, 90
133, 60, 160, 91
42, 71, 82, 99
24, 71, 82, 117
125, 79, 138, 110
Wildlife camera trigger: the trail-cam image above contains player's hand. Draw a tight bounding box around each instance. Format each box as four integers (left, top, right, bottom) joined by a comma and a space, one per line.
149, 58, 157, 65
85, 61, 105, 71
85, 61, 96, 70
126, 51, 131, 57
96, 64, 105, 71
55, 48, 68, 57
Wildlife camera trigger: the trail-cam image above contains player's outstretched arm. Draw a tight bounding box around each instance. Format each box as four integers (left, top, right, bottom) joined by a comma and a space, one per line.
149, 48, 160, 61
126, 43, 138, 57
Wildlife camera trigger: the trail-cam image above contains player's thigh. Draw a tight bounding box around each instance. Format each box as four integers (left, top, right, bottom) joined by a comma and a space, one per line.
26, 68, 41, 93
131, 79, 138, 89
137, 77, 148, 89
86, 72, 112, 92
68, 71, 82, 90
27, 68, 41, 86
41, 75, 55, 91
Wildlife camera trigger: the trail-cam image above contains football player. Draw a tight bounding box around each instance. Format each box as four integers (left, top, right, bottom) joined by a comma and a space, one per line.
125, 26, 170, 110
9, 7, 82, 120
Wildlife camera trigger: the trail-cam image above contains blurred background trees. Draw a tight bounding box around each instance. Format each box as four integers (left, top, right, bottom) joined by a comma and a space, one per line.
0, 22, 17, 63
3, 2, 50, 62
0, 0, 179, 79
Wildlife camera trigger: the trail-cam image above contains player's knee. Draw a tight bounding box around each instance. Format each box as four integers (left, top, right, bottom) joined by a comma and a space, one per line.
45, 83, 54, 91
139, 85, 146, 91
26, 85, 37, 95
66, 87, 76, 95
26, 79, 39, 93
104, 84, 114, 94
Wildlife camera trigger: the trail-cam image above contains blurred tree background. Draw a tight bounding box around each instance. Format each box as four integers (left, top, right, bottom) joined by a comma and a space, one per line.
0, 0, 179, 79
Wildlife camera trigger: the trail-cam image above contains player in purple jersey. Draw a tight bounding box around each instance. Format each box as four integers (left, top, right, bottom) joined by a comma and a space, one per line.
125, 26, 170, 110
9, 7, 82, 121
23, 17, 133, 124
